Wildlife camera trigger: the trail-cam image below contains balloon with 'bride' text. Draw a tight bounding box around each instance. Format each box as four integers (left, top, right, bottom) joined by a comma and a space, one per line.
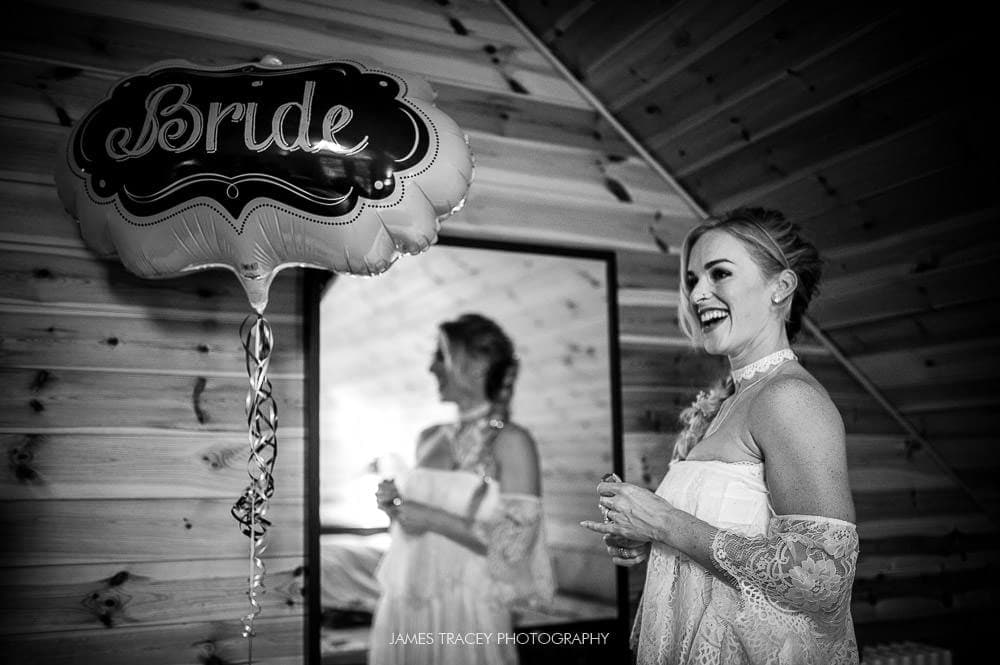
56, 58, 474, 312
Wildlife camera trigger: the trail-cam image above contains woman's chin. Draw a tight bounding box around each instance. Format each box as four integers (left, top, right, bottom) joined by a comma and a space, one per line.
700, 332, 729, 356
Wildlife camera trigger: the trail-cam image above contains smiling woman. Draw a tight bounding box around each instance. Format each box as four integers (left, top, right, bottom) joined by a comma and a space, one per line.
581, 207, 858, 665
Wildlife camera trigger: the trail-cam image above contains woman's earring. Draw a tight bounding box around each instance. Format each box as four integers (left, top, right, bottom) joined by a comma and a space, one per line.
772, 293, 785, 304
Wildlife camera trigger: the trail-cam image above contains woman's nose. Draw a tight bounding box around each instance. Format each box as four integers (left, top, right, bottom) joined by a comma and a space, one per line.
689, 278, 709, 303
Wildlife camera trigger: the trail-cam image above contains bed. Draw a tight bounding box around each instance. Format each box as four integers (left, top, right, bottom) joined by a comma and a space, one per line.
318, 531, 619, 664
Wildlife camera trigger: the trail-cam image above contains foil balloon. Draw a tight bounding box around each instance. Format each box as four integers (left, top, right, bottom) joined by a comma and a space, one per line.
55, 57, 474, 312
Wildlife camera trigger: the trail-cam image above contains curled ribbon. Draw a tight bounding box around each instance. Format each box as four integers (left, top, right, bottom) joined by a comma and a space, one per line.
231, 314, 278, 650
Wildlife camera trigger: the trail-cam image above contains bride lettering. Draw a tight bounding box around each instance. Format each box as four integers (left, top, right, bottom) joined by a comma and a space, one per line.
104, 81, 369, 161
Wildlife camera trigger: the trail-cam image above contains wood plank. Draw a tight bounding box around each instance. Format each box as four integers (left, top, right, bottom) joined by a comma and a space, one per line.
932, 438, 1000, 471
0, 308, 304, 377
855, 488, 978, 522
827, 298, 1000, 357
234, 0, 537, 63
0, 106, 674, 218
623, 431, 674, 489
618, 303, 686, 340
731, 117, 992, 224
444, 180, 693, 253
856, 514, 996, 540
0, 614, 303, 665
0, 51, 621, 153
2, 498, 304, 565
21, 0, 588, 108
638, 0, 898, 153
818, 206, 1000, 287
467, 131, 691, 213
0, 556, 304, 634
0, 116, 65, 183
852, 593, 999, 625
432, 81, 624, 152
811, 257, 999, 330
795, 163, 996, 253
0, 432, 304, 500
680, 52, 972, 206
846, 435, 955, 493
0, 116, 694, 255
0, 367, 304, 431
622, 389, 691, 435
911, 407, 1000, 438
545, 2, 667, 78
818, 233, 1000, 302
598, 0, 781, 111
853, 339, 1000, 390
616, 250, 681, 291
857, 548, 1000, 582
0, 306, 303, 376
888, 380, 1000, 415
661, 8, 946, 181
0, 246, 304, 317
0, 180, 89, 248
853, 567, 1000, 614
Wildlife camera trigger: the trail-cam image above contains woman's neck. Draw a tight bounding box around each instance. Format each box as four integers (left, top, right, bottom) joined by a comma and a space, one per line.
728, 329, 790, 373
456, 399, 491, 421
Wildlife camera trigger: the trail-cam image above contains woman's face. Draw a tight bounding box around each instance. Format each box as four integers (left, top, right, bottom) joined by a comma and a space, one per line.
685, 230, 780, 358
428, 337, 487, 405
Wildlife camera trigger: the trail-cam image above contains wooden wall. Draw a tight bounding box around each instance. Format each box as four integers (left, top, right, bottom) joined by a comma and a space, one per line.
0, 0, 694, 662
2, 1, 994, 663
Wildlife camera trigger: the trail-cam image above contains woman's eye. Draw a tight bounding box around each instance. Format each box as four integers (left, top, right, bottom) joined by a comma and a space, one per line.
710, 268, 730, 281
684, 275, 697, 291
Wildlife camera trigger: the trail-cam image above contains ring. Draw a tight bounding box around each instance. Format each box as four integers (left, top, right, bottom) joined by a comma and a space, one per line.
617, 546, 628, 558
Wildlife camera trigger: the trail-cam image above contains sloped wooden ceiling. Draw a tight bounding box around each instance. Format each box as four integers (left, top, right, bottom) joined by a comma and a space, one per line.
501, 0, 1000, 623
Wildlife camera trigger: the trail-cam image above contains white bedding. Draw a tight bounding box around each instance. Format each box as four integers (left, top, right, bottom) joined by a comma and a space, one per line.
319, 532, 392, 612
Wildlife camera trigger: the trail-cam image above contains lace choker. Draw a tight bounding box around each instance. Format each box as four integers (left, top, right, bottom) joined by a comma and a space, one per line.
731, 348, 796, 385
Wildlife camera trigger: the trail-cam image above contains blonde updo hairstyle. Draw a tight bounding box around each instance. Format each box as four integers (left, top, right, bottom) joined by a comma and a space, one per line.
678, 207, 823, 345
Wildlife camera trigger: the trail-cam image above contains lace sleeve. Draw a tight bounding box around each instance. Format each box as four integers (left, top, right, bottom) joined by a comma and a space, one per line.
711, 515, 859, 624
480, 494, 555, 608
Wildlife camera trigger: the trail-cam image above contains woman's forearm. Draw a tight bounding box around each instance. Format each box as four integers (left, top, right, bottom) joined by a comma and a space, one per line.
652, 508, 730, 585
412, 501, 488, 555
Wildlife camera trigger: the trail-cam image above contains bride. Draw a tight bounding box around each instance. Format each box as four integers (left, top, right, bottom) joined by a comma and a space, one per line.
370, 313, 553, 665
582, 208, 859, 664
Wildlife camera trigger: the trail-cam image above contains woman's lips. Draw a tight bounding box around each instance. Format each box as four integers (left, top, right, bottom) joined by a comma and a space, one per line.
698, 308, 729, 333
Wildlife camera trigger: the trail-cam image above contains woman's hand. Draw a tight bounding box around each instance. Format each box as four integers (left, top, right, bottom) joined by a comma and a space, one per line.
376, 478, 402, 516
604, 534, 650, 567
580, 481, 674, 545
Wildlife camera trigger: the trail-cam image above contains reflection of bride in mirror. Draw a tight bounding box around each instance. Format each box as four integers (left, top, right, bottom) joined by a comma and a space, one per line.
369, 313, 555, 665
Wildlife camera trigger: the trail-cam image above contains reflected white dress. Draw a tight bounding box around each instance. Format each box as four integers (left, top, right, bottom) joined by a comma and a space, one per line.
632, 459, 859, 665
369, 416, 554, 665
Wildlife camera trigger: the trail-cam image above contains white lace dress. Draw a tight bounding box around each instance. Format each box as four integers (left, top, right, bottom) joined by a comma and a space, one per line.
632, 459, 859, 665
369, 420, 554, 665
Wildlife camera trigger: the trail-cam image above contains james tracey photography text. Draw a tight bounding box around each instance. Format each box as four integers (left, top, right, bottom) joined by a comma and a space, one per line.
388, 632, 612, 646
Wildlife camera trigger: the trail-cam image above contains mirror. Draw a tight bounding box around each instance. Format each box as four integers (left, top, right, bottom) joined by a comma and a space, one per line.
306, 238, 627, 664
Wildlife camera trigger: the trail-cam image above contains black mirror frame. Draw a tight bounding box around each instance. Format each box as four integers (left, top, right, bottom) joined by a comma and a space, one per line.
304, 236, 628, 664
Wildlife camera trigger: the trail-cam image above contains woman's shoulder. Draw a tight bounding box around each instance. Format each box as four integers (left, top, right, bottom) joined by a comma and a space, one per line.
493, 421, 541, 493
494, 421, 537, 452
749, 367, 842, 434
